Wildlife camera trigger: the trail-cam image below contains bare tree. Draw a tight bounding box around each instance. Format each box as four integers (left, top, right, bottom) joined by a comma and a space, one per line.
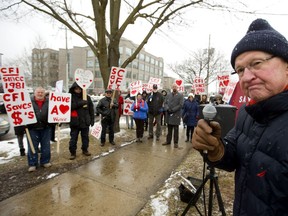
168, 48, 230, 92
0, 0, 245, 131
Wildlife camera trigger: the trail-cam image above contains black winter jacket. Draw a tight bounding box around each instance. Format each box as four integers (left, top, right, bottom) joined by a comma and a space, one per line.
147, 91, 164, 116
28, 96, 49, 130
96, 96, 118, 122
69, 82, 94, 128
216, 90, 288, 215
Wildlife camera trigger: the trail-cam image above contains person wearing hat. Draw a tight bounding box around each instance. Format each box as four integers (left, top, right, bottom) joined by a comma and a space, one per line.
96, 89, 118, 146
68, 82, 95, 160
124, 89, 135, 129
182, 93, 199, 142
147, 84, 164, 141
192, 19, 288, 215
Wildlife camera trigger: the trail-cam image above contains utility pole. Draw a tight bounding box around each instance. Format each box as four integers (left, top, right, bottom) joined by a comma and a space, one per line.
207, 34, 211, 94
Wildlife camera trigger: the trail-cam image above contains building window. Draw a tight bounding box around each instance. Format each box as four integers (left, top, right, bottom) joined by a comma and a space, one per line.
139, 53, 145, 61
86, 60, 94, 68
119, 47, 123, 54
145, 55, 150, 63
145, 65, 149, 72
126, 71, 132, 78
87, 50, 94, 57
132, 61, 138, 69
139, 63, 144, 71
125, 47, 132, 56
151, 58, 155, 65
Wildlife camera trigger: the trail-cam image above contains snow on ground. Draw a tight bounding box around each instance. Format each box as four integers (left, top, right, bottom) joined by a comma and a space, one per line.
0, 117, 131, 165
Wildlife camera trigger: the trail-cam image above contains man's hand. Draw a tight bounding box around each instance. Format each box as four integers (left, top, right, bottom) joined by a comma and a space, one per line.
192, 119, 224, 162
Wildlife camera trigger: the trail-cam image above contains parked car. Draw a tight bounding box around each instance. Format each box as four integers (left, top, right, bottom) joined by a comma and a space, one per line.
0, 117, 10, 136
90, 95, 104, 116
0, 93, 6, 113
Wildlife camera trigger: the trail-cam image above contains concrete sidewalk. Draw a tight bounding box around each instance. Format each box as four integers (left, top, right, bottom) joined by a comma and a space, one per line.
0, 128, 192, 216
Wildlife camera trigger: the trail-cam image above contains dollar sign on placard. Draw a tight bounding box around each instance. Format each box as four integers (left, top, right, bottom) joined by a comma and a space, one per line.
11, 111, 23, 125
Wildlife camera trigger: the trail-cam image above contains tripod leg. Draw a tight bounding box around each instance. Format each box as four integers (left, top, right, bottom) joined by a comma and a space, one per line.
213, 177, 226, 216
181, 176, 209, 216
208, 177, 214, 216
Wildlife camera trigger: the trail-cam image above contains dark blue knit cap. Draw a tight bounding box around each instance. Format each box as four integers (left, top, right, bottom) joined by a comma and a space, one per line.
231, 18, 288, 69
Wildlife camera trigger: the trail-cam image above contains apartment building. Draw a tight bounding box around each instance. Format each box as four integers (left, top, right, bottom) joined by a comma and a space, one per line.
32, 38, 165, 94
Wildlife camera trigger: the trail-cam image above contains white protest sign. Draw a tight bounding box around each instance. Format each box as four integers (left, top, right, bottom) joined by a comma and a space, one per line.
55, 80, 63, 93
0, 67, 37, 126
175, 79, 185, 92
193, 76, 205, 95
148, 77, 161, 85
129, 80, 142, 97
223, 80, 238, 103
107, 67, 127, 90
75, 68, 94, 90
123, 98, 134, 116
91, 122, 102, 139
48, 92, 71, 123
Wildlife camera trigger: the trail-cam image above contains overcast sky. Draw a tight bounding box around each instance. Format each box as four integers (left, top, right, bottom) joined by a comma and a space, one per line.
1, 0, 288, 75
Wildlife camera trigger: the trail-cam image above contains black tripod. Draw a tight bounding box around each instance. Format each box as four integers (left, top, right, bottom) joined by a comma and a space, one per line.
181, 165, 226, 216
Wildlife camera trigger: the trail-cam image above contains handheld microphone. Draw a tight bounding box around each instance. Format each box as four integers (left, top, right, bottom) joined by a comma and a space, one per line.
202, 104, 217, 154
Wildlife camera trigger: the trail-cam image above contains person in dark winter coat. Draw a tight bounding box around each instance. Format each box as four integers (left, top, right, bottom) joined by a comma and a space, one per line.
162, 83, 183, 148
14, 126, 26, 156
161, 89, 168, 126
27, 87, 51, 172
142, 90, 148, 131
147, 84, 164, 141
68, 82, 94, 160
182, 93, 199, 142
96, 89, 118, 146
131, 93, 148, 142
192, 18, 288, 215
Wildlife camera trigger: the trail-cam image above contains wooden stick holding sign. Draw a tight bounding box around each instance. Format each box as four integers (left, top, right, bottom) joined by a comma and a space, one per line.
25, 128, 36, 154
74, 68, 94, 107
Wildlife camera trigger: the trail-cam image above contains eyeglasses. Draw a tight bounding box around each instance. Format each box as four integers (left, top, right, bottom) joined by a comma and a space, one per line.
233, 55, 275, 77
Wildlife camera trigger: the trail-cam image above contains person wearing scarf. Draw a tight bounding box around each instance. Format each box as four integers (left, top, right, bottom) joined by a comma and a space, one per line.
131, 93, 148, 142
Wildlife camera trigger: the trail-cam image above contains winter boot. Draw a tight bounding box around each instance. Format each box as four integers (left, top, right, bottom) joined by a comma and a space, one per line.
20, 148, 26, 156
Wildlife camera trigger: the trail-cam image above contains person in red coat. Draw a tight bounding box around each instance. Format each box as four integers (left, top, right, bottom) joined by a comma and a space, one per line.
118, 90, 124, 117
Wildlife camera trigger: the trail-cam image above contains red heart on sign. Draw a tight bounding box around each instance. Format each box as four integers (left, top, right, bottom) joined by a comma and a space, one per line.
8, 89, 14, 93
90, 80, 92, 82
124, 109, 129, 113
76, 78, 79, 81
223, 80, 229, 86
175, 79, 182, 86
131, 89, 137, 95
59, 105, 69, 114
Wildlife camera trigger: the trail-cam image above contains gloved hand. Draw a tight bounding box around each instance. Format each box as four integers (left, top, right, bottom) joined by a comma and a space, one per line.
90, 121, 94, 127
192, 119, 224, 162
79, 100, 88, 107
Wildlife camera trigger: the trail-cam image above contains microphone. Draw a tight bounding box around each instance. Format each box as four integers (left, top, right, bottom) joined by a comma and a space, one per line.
202, 104, 217, 154
202, 104, 217, 122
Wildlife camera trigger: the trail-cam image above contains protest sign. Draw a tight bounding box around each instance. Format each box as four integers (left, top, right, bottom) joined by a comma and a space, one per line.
48, 92, 71, 123
107, 67, 127, 91
193, 77, 205, 94
91, 122, 102, 139
123, 98, 134, 116
175, 79, 184, 92
0, 67, 37, 153
0, 67, 37, 126
129, 80, 142, 97
75, 68, 93, 103
218, 75, 230, 95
